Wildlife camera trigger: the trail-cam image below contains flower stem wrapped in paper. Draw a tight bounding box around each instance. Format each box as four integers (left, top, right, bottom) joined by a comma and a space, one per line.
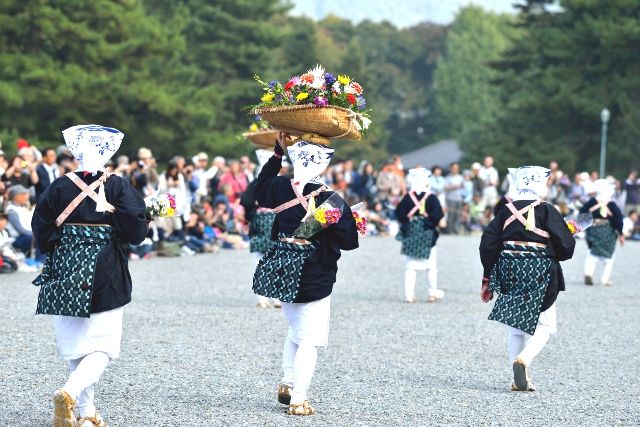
564, 212, 594, 235
145, 192, 177, 219
351, 202, 368, 235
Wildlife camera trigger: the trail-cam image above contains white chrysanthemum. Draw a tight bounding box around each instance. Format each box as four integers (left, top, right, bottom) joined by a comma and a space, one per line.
307, 64, 326, 89
332, 81, 341, 93
344, 84, 356, 94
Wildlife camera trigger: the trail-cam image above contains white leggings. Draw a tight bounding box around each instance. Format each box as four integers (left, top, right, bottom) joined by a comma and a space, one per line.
281, 336, 318, 405
584, 252, 614, 285
507, 304, 557, 367
404, 248, 439, 300
63, 352, 110, 417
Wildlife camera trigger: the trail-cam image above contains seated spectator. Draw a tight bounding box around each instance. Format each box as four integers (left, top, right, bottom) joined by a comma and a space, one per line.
5, 185, 39, 258
0, 213, 18, 273
623, 210, 640, 240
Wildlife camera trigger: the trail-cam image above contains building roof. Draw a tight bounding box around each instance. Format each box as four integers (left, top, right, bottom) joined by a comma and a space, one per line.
400, 140, 462, 169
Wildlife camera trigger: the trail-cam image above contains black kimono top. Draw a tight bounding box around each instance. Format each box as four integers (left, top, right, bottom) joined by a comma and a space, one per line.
479, 200, 575, 311
579, 198, 623, 234
32, 172, 148, 313
395, 192, 444, 243
253, 155, 359, 303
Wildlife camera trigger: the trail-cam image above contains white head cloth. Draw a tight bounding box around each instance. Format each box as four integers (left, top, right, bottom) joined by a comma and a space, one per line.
509, 166, 550, 200
407, 168, 432, 194
287, 141, 334, 188
254, 149, 273, 169
62, 124, 123, 173
594, 179, 615, 204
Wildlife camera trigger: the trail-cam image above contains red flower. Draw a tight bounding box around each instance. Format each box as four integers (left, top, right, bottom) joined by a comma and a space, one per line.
300, 73, 314, 85
346, 93, 357, 105
284, 80, 295, 91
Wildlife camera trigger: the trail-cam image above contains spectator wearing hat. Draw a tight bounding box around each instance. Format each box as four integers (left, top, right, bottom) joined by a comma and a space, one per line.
191, 152, 210, 203
36, 147, 60, 201
5, 185, 37, 256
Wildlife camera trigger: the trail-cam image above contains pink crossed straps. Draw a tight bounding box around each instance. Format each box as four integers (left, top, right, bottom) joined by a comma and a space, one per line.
407, 191, 429, 219
503, 199, 550, 238
588, 202, 612, 217
55, 172, 112, 227
272, 179, 328, 214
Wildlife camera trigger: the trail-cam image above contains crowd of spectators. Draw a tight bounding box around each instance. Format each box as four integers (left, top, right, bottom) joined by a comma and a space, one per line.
1, 137, 639, 274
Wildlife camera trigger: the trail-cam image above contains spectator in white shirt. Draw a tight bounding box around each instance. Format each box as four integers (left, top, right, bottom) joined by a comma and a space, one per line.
478, 156, 499, 207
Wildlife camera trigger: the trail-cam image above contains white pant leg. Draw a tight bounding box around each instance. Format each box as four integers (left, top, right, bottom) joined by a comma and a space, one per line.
426, 248, 441, 297
404, 267, 417, 301
290, 343, 318, 405
63, 352, 110, 417
600, 256, 615, 285
507, 326, 526, 364
518, 305, 557, 366
281, 336, 297, 387
584, 252, 598, 276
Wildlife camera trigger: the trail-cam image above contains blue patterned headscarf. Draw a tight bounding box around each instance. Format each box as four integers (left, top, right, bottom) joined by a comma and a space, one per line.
287, 141, 334, 188
62, 125, 124, 173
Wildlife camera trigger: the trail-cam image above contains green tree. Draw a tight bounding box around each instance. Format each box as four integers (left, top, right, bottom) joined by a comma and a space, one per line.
432, 6, 515, 142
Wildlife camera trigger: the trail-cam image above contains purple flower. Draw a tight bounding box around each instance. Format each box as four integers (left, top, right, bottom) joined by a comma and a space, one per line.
356, 96, 366, 110
268, 80, 278, 90
313, 96, 329, 107
323, 73, 336, 87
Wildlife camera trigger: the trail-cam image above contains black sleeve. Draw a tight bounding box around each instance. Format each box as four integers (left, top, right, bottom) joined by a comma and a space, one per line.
545, 204, 576, 261
395, 195, 411, 225
110, 177, 148, 245
32, 180, 59, 252
253, 155, 283, 208
479, 214, 503, 278
425, 194, 444, 228
608, 202, 624, 235
579, 198, 597, 214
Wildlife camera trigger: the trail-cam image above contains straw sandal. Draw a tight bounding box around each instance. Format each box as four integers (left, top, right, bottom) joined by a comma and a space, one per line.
53, 389, 76, 427
277, 384, 292, 405
512, 357, 533, 391
288, 400, 316, 416
77, 412, 108, 427
511, 382, 536, 392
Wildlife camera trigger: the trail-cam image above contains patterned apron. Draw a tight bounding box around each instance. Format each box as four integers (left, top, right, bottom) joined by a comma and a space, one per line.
397, 192, 434, 259
253, 233, 317, 302
34, 225, 114, 318
586, 222, 617, 258
249, 210, 276, 254
488, 242, 552, 335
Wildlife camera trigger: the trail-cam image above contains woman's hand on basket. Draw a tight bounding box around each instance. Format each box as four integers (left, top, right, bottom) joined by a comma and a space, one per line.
274, 131, 288, 157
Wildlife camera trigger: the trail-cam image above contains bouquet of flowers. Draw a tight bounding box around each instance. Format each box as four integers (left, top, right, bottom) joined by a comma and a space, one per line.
564, 212, 593, 235
351, 203, 368, 236
145, 192, 177, 219
251, 64, 372, 140
294, 193, 344, 239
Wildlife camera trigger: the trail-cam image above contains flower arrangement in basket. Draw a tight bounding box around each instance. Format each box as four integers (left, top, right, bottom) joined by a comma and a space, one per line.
252, 64, 372, 142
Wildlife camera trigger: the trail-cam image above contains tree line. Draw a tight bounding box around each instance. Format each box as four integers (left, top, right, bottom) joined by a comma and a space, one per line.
0, 0, 637, 176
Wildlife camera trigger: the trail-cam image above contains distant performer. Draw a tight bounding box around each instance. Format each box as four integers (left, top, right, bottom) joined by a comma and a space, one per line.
581, 179, 624, 287
32, 125, 147, 427
395, 168, 445, 303
480, 166, 575, 392
252, 133, 359, 415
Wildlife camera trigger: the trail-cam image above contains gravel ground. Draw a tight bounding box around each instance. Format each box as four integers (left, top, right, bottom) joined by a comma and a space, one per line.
1, 235, 639, 426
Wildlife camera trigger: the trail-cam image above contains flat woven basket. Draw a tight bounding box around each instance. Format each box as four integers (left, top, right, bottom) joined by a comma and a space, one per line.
242, 130, 296, 149
255, 105, 362, 140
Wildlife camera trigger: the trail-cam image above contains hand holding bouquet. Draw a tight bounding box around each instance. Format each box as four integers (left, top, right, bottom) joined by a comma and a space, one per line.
351, 202, 368, 235
294, 193, 344, 239
145, 192, 177, 219
564, 212, 593, 235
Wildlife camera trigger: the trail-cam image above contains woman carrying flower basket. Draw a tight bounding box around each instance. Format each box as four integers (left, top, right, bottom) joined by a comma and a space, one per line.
252, 132, 359, 416
479, 166, 575, 392
580, 179, 624, 287
395, 168, 445, 303
31, 125, 148, 427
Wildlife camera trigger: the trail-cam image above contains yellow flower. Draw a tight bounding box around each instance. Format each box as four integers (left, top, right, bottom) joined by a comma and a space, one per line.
296, 92, 309, 101
567, 222, 576, 234
166, 207, 175, 217
249, 123, 258, 132
261, 92, 275, 103
338, 75, 351, 85
314, 209, 327, 224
